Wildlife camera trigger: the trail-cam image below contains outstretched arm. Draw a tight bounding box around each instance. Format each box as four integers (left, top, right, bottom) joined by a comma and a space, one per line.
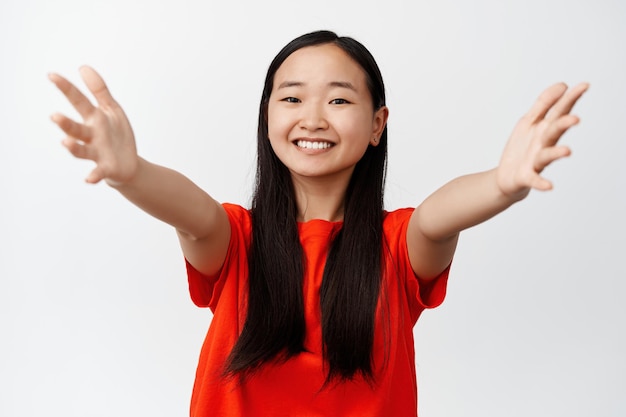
407, 82, 589, 281
49, 67, 230, 276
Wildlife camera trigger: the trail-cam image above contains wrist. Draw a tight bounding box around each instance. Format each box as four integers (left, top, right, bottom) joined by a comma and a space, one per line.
493, 168, 530, 204
106, 156, 144, 190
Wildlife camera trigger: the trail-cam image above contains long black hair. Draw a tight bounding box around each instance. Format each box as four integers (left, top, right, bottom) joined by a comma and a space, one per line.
224, 30, 388, 385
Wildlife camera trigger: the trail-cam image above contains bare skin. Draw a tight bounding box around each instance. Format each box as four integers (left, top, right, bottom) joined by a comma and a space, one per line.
49, 67, 230, 276
49, 62, 588, 284
266, 44, 388, 222
407, 82, 589, 280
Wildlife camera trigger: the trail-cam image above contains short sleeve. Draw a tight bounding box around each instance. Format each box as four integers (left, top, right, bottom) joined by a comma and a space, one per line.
186, 203, 251, 311
383, 208, 451, 324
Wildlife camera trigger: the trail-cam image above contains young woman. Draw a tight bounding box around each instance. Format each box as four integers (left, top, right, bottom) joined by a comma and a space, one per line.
49, 30, 588, 416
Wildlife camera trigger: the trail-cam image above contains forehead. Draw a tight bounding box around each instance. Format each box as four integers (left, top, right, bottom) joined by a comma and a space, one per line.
273, 43, 367, 89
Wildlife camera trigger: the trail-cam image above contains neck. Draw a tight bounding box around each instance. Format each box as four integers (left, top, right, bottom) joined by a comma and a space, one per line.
291, 173, 351, 222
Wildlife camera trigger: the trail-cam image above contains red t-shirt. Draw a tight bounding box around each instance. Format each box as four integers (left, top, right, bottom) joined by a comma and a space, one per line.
186, 203, 449, 417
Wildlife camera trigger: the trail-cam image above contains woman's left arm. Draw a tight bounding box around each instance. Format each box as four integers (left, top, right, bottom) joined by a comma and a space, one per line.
407, 82, 589, 281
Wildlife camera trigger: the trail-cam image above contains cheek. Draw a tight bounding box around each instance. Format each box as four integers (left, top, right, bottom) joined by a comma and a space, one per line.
267, 107, 290, 139
337, 112, 374, 141
267, 122, 285, 143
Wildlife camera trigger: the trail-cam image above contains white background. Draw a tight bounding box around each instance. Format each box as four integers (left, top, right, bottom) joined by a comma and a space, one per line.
1, 0, 625, 416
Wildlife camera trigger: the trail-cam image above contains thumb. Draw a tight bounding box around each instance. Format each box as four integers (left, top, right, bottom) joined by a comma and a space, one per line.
531, 174, 553, 191
85, 167, 104, 184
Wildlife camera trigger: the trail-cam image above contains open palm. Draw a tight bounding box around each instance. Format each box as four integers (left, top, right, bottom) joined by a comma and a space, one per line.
50, 66, 138, 185
496, 82, 589, 199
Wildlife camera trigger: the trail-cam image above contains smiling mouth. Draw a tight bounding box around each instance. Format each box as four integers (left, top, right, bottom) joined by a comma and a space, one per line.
295, 140, 334, 150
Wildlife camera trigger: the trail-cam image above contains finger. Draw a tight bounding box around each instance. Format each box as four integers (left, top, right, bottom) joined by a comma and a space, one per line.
529, 172, 553, 191
534, 146, 571, 172
79, 66, 118, 108
50, 113, 93, 142
62, 137, 97, 160
85, 167, 104, 184
541, 114, 580, 147
48, 73, 96, 119
545, 82, 589, 122
525, 83, 568, 123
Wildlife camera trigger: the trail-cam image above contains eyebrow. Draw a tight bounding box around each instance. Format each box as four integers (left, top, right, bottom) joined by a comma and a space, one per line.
277, 81, 358, 92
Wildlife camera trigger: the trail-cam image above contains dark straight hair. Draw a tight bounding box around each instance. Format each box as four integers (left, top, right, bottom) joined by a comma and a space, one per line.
224, 30, 388, 385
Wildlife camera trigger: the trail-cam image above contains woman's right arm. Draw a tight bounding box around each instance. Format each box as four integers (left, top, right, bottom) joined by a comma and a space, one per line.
49, 66, 230, 276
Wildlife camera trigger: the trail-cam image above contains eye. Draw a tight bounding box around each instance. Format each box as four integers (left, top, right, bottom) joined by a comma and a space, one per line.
330, 98, 350, 105
282, 97, 301, 103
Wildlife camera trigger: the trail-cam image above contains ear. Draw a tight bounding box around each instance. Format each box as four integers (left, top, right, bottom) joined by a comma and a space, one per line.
370, 106, 389, 146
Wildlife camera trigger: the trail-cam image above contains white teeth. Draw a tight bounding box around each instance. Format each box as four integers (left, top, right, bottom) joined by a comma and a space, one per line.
296, 140, 332, 149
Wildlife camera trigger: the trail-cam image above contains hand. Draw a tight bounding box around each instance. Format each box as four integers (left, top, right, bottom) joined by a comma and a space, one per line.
496, 82, 589, 200
49, 66, 138, 185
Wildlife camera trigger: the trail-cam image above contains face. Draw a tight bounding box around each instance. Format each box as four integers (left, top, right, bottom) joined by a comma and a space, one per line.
267, 43, 388, 184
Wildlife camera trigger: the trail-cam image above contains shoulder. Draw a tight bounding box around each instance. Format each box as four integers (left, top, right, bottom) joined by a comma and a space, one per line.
222, 203, 252, 231
381, 208, 414, 259
383, 207, 415, 233
222, 202, 250, 217
186, 203, 251, 309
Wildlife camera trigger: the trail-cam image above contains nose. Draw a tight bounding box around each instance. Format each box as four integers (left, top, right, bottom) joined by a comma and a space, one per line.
298, 102, 329, 131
